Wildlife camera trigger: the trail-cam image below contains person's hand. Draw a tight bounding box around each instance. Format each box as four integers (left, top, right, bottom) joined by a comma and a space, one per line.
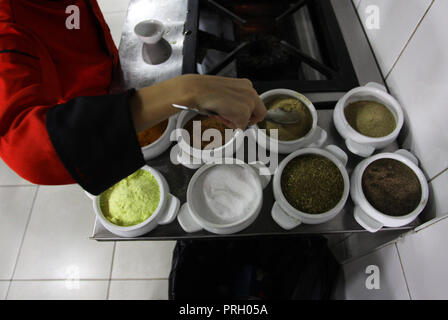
186, 74, 267, 129
130, 74, 266, 132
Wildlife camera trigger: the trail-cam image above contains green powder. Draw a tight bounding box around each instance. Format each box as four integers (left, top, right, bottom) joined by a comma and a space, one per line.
258, 96, 313, 141
281, 154, 344, 214
344, 101, 396, 138
100, 170, 160, 226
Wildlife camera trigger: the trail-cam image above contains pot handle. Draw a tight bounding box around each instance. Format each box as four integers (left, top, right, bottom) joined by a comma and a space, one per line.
307, 126, 327, 148
345, 138, 375, 157
248, 161, 271, 189
365, 82, 387, 92
395, 149, 419, 166
177, 203, 203, 233
325, 145, 348, 166
271, 201, 302, 230
157, 194, 180, 225
353, 206, 383, 233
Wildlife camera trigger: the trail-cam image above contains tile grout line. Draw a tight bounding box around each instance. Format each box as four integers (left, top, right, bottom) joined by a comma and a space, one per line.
429, 167, 448, 183
395, 242, 412, 300
384, 0, 435, 81
5, 185, 40, 299
106, 242, 117, 300
340, 238, 401, 266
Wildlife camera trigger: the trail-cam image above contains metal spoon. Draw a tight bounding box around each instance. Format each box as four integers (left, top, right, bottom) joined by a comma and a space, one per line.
264, 108, 301, 125
172, 104, 301, 125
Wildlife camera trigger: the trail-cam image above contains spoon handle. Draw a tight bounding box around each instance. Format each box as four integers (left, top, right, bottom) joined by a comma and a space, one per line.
172, 104, 219, 117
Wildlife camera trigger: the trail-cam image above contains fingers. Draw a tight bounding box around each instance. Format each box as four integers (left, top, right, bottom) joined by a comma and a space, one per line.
193, 75, 266, 129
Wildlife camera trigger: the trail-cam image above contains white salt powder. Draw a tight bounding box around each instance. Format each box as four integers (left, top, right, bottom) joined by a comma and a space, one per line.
198, 164, 261, 224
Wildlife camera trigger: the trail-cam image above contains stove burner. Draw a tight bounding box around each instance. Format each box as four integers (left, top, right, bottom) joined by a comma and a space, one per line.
236, 35, 296, 80
182, 0, 359, 94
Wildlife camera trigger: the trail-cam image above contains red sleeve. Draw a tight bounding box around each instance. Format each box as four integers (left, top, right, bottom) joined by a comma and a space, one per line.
0, 32, 74, 185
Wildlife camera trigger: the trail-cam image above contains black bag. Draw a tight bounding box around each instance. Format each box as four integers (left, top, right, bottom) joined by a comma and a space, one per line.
169, 235, 339, 300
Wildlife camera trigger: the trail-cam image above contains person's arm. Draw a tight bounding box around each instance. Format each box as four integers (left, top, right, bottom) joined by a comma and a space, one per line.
1, 35, 266, 196
130, 74, 267, 132
0, 30, 145, 195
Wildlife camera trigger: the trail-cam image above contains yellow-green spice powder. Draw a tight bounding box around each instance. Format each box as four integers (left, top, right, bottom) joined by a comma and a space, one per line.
100, 170, 160, 226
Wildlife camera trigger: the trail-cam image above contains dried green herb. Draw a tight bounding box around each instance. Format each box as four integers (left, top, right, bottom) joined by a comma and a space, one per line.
362, 158, 421, 216
344, 101, 396, 138
258, 96, 313, 141
281, 154, 344, 214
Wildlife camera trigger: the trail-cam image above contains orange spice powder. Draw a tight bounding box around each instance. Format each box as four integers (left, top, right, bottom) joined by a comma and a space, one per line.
137, 120, 169, 147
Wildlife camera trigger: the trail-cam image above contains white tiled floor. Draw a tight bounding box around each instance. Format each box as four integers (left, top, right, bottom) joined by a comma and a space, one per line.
0, 163, 172, 300
338, 244, 410, 300
0, 186, 36, 279
112, 241, 176, 279
13, 185, 115, 280
0, 2, 175, 300
0, 160, 32, 186
0, 282, 9, 300
108, 280, 169, 300
7, 280, 109, 300
397, 217, 448, 299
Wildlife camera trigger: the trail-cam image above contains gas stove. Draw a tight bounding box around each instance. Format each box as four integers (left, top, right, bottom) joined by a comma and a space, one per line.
117, 0, 384, 105
182, 0, 384, 104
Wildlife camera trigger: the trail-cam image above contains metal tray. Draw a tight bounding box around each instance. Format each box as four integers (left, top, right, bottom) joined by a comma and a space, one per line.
91, 110, 421, 241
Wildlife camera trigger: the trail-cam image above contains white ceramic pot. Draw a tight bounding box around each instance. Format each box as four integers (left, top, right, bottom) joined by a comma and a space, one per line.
333, 82, 404, 157
141, 115, 177, 161
172, 110, 245, 169
252, 89, 327, 154
177, 159, 271, 234
134, 19, 165, 44
351, 149, 428, 233
92, 165, 180, 238
272, 145, 350, 230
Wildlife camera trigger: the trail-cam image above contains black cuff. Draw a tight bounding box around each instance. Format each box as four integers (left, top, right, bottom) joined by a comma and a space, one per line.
46, 89, 145, 195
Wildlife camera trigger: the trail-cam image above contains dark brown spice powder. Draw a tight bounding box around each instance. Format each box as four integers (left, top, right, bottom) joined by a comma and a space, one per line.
281, 154, 344, 214
362, 158, 421, 216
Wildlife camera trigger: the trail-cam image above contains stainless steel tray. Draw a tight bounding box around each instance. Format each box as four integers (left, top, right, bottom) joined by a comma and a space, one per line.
91, 110, 421, 241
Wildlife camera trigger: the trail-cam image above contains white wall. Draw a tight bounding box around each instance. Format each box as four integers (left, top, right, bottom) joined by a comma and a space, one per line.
355, 0, 447, 219
338, 0, 448, 299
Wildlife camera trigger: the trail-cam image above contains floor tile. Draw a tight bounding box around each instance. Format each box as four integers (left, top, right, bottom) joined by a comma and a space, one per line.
397, 217, 448, 299
7, 280, 108, 300
344, 230, 405, 262
357, 0, 432, 75
0, 187, 36, 279
108, 280, 168, 300
341, 244, 410, 299
0, 159, 32, 185
13, 185, 114, 280
0, 281, 9, 300
386, 0, 447, 179
103, 11, 127, 47
112, 241, 176, 279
